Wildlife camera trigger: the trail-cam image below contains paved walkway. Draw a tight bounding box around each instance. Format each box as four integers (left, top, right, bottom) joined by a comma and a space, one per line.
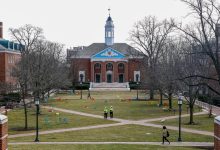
9, 106, 212, 139
43, 106, 129, 123
44, 106, 212, 136
8, 142, 213, 147
137, 111, 207, 123
43, 106, 207, 124
9, 123, 125, 138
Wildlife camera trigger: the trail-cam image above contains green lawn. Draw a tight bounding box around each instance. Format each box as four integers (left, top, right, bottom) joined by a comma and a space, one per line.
8, 144, 206, 150
9, 125, 213, 142
151, 114, 214, 132
47, 91, 201, 120
8, 107, 115, 135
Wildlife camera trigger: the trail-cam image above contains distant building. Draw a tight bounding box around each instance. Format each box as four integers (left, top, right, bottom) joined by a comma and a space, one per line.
0, 22, 21, 91
67, 13, 146, 90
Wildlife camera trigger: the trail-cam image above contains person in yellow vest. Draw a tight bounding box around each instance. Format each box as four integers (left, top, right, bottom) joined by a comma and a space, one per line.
110, 106, 113, 118
104, 106, 108, 119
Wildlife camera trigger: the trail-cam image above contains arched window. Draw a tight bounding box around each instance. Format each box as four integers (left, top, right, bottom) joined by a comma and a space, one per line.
118, 63, 125, 73
106, 63, 113, 71
94, 63, 101, 69
94, 63, 101, 73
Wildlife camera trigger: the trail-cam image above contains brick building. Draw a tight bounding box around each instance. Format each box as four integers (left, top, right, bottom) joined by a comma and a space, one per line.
67, 14, 145, 90
0, 22, 21, 91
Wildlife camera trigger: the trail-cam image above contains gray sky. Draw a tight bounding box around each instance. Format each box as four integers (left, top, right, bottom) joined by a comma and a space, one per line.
0, 0, 189, 48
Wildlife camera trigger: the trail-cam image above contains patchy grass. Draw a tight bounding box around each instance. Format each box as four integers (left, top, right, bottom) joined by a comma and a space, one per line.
151, 114, 214, 132
9, 125, 213, 143
8, 107, 116, 135
47, 91, 201, 120
8, 144, 206, 150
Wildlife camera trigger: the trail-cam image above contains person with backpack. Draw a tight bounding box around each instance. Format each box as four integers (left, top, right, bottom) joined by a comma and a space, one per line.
162, 126, 170, 144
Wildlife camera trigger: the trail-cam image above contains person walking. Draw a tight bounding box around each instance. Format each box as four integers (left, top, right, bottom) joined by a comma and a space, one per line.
109, 106, 113, 118
104, 106, 108, 119
162, 126, 170, 144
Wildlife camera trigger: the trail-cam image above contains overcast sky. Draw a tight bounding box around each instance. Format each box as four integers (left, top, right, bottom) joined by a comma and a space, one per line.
0, 0, 189, 48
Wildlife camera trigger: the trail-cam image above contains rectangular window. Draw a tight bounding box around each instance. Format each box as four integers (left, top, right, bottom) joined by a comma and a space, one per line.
134, 71, 140, 82
79, 71, 85, 82
108, 31, 111, 37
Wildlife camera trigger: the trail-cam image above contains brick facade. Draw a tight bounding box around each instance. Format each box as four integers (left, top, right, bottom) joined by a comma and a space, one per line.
0, 53, 6, 82
128, 59, 145, 82
71, 59, 91, 82
0, 115, 8, 150
0, 51, 20, 85
0, 22, 21, 90
67, 15, 146, 85
73, 58, 145, 83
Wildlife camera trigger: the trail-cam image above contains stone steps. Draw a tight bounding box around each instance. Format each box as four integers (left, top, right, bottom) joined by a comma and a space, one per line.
90, 82, 130, 91
90, 88, 130, 91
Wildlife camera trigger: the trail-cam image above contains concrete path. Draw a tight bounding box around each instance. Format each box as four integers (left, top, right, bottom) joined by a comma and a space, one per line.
9, 106, 213, 139
137, 111, 207, 123
8, 142, 213, 147
9, 123, 125, 138
43, 106, 207, 123
43, 106, 129, 123
133, 122, 213, 136
43, 106, 213, 136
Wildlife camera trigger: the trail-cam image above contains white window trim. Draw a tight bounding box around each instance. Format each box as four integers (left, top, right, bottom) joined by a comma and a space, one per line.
79, 71, 85, 82
134, 71, 140, 82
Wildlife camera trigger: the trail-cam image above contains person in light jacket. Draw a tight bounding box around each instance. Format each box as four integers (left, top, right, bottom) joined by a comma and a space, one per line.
162, 126, 170, 144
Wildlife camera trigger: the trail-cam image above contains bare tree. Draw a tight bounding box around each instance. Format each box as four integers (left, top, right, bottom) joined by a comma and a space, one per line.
9, 24, 43, 130
177, 37, 211, 124
156, 38, 182, 109
177, 0, 220, 95
129, 16, 175, 99
27, 40, 68, 103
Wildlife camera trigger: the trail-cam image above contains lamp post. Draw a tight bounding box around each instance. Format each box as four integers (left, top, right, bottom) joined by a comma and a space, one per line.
35, 97, 40, 142
136, 74, 139, 100
80, 74, 83, 99
178, 96, 183, 142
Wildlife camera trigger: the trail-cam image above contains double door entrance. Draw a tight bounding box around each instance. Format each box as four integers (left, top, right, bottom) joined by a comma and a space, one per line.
95, 74, 112, 83
95, 73, 124, 83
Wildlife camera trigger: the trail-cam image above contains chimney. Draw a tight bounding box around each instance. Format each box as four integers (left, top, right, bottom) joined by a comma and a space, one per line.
0, 22, 2, 39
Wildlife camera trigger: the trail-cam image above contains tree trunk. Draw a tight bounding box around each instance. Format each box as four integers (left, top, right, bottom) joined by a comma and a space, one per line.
150, 88, 154, 100
209, 105, 212, 118
72, 81, 75, 93
168, 93, 172, 110
189, 104, 194, 124
42, 92, 45, 102
188, 86, 194, 124
159, 89, 163, 107
22, 87, 28, 130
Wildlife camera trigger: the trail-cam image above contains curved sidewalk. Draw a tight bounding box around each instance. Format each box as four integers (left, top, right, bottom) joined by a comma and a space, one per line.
9, 106, 213, 138
9, 141, 213, 147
